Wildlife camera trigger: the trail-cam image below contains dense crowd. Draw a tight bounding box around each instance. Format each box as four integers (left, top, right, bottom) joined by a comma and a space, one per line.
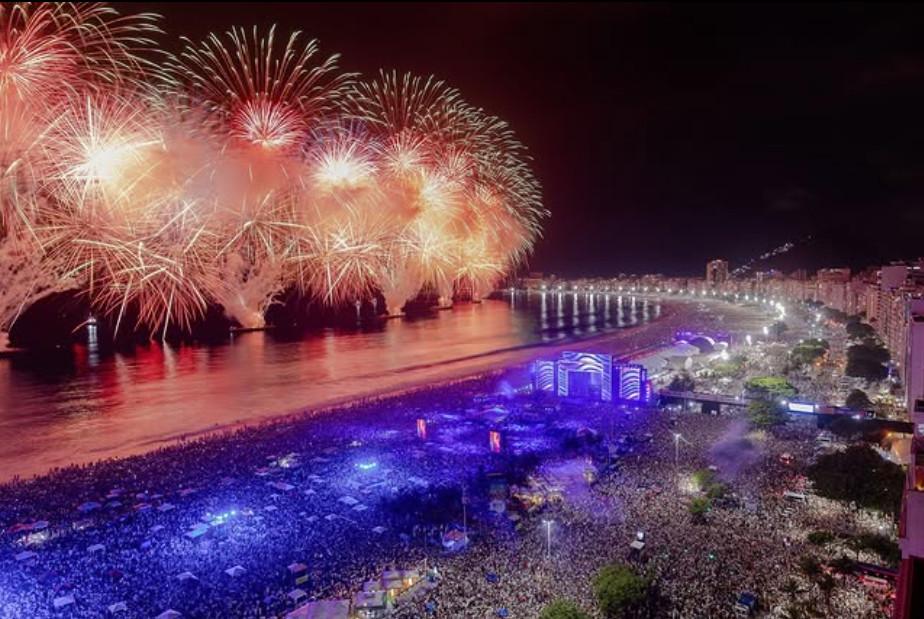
1, 358, 894, 618
398, 412, 893, 618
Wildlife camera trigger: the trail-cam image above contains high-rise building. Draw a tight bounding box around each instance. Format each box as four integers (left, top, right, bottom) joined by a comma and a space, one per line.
705, 259, 729, 287
894, 303, 924, 619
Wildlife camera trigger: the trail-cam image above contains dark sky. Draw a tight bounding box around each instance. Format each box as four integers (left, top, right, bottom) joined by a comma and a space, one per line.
129, 2, 924, 277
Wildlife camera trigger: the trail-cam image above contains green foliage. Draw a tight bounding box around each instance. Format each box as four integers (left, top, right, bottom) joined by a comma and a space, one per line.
798, 555, 823, 581
828, 555, 855, 574
845, 389, 873, 411
712, 354, 747, 378
790, 339, 829, 368
668, 372, 695, 392
807, 444, 904, 515
593, 563, 648, 619
692, 468, 715, 490
822, 307, 849, 323
745, 376, 797, 399
807, 530, 835, 546
689, 496, 712, 522
846, 342, 890, 381
705, 481, 728, 500
540, 600, 592, 619
748, 399, 787, 428
846, 320, 875, 340
848, 533, 901, 567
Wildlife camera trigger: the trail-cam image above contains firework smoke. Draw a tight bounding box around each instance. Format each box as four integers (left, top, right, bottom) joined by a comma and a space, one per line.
0, 3, 546, 338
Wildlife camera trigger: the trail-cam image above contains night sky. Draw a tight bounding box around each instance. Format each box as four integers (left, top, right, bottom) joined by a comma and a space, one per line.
130, 2, 924, 277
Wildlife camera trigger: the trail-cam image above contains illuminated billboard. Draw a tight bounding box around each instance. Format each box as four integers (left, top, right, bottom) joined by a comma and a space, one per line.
532, 360, 556, 393
615, 363, 648, 402
557, 351, 613, 400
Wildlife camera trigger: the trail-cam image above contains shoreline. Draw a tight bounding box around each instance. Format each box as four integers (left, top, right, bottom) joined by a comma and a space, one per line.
1, 303, 680, 487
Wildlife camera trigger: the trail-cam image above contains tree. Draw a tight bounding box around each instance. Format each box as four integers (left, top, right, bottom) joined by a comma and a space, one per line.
845, 389, 873, 411
845, 343, 890, 381
747, 399, 787, 428
668, 372, 695, 392
807, 530, 835, 546
798, 555, 822, 583
807, 444, 905, 515
691, 468, 715, 490
540, 600, 592, 619
688, 496, 711, 523
846, 320, 875, 340
745, 376, 797, 400
828, 555, 855, 575
851, 533, 901, 567
790, 339, 829, 368
593, 563, 648, 618
817, 573, 836, 610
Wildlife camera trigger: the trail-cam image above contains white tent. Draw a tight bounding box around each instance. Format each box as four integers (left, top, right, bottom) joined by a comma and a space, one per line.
87, 544, 105, 554
225, 565, 246, 578
288, 562, 308, 575
288, 588, 307, 604
286, 599, 349, 619
185, 525, 208, 540
177, 571, 198, 582
107, 602, 127, 614
53, 595, 75, 609
338, 496, 359, 507
155, 610, 182, 619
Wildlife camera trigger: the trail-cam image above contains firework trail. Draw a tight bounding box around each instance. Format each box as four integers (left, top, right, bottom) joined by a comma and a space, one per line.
0, 4, 546, 338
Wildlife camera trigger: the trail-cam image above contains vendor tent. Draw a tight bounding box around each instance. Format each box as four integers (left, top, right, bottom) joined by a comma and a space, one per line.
225, 565, 246, 578
155, 611, 182, 619
287, 589, 307, 604
53, 595, 75, 609
285, 600, 349, 619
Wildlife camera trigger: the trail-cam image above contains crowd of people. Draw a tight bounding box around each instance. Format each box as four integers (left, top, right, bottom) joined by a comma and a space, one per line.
1, 359, 895, 618
397, 409, 894, 618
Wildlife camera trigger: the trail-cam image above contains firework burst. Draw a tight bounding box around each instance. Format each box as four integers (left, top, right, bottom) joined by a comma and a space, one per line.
0, 5, 546, 336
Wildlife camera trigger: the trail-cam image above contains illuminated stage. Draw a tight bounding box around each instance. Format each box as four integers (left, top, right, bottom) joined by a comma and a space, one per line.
532, 351, 651, 403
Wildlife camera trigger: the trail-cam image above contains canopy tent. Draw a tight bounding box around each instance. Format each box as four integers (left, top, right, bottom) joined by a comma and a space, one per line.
185, 525, 208, 540
87, 544, 105, 554
155, 611, 182, 619
287, 589, 307, 604
53, 595, 75, 609
285, 600, 349, 619
225, 565, 246, 578
177, 571, 198, 582
107, 602, 128, 614
288, 562, 308, 575
353, 590, 386, 612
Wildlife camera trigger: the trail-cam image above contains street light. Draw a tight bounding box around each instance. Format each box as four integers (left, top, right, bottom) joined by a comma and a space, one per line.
673, 432, 681, 465
543, 519, 554, 558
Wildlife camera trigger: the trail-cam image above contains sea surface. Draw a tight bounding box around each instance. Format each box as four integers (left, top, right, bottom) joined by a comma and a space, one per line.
0, 292, 670, 481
